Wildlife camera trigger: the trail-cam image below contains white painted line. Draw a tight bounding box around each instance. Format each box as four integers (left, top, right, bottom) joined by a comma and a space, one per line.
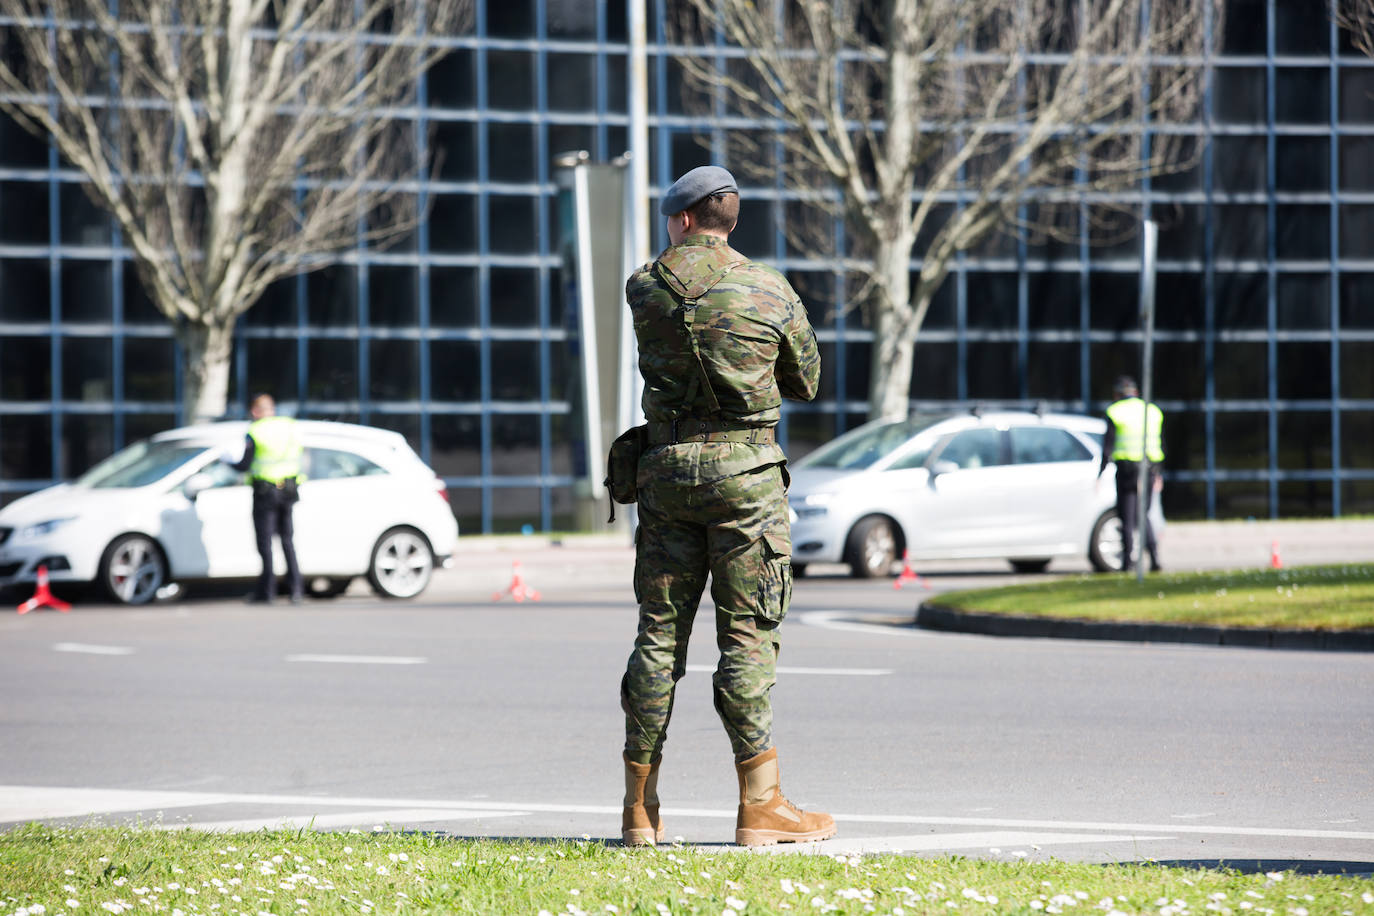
797, 610, 933, 638
285, 654, 427, 665
822, 811, 1374, 841
4, 786, 1371, 842
177, 809, 527, 832
0, 786, 239, 822
53, 643, 135, 656
738, 831, 1169, 855
685, 664, 892, 677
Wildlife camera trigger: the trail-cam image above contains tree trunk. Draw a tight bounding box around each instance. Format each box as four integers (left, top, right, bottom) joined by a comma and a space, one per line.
868, 305, 915, 421
179, 320, 235, 425
867, 233, 917, 421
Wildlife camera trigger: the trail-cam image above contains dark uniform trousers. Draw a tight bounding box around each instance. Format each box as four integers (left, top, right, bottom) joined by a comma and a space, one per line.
1114, 460, 1158, 570
251, 479, 302, 600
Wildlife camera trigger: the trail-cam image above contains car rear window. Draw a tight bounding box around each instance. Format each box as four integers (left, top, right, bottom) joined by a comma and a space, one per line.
936, 428, 1008, 469
305, 447, 387, 480
1009, 426, 1092, 464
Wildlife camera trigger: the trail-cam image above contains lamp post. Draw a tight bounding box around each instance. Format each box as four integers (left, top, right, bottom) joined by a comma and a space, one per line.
1138, 219, 1158, 583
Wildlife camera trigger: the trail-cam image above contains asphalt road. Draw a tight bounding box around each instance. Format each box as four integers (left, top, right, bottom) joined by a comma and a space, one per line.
2, 529, 1372, 872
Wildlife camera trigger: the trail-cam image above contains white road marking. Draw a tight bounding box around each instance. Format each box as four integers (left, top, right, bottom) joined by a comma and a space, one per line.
798, 611, 932, 638
285, 654, 427, 665
3, 785, 1370, 842
738, 831, 1168, 855
823, 811, 1374, 841
176, 809, 527, 832
0, 786, 239, 822
685, 664, 892, 676
53, 643, 135, 656
1170, 812, 1217, 819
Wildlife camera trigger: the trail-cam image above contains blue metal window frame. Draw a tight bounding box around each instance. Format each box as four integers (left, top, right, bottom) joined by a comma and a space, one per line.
3, 2, 1374, 523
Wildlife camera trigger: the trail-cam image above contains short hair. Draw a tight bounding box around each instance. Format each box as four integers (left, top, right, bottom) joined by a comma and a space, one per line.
250, 392, 275, 411
1113, 375, 1138, 396
686, 191, 739, 234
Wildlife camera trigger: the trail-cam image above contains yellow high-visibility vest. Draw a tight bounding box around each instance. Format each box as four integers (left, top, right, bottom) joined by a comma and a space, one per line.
1106, 397, 1164, 463
247, 416, 303, 483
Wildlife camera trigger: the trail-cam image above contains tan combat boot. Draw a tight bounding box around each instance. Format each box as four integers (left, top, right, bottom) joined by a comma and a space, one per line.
622, 754, 665, 846
734, 747, 836, 846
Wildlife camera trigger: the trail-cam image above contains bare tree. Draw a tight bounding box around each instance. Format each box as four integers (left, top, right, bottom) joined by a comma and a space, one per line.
1335, 0, 1374, 56
674, 0, 1220, 420
0, 0, 469, 423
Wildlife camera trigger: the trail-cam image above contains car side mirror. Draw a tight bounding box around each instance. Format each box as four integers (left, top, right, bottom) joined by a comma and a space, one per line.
183, 472, 214, 501
930, 459, 959, 478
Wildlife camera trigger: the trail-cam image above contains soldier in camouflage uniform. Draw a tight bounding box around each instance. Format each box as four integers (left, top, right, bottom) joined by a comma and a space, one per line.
618, 166, 835, 848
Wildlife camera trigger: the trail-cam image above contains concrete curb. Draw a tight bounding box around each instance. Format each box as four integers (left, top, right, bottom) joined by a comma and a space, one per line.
915, 602, 1374, 652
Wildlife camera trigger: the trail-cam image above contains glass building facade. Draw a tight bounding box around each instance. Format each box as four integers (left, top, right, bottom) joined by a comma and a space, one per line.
1, 0, 1372, 531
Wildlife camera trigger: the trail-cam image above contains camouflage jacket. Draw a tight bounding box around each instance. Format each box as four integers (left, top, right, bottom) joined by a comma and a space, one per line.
626, 234, 821, 483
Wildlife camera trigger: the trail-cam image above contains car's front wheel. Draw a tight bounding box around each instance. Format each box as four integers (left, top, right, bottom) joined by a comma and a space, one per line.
99, 533, 167, 605
367, 527, 434, 599
1088, 510, 1125, 572
844, 516, 898, 579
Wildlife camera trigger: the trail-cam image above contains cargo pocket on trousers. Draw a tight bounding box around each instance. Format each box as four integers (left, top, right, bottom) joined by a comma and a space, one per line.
755, 530, 792, 625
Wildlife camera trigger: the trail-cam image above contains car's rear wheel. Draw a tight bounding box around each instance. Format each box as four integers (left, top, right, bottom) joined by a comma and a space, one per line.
307, 576, 353, 599
367, 527, 434, 599
1089, 509, 1125, 572
844, 516, 898, 579
1009, 558, 1052, 574
99, 533, 167, 605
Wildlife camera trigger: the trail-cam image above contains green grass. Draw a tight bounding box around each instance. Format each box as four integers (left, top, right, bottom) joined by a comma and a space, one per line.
2, 825, 1371, 916
933, 565, 1374, 630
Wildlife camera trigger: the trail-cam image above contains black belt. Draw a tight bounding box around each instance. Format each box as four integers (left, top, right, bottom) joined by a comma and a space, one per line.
252, 477, 297, 488
646, 419, 775, 445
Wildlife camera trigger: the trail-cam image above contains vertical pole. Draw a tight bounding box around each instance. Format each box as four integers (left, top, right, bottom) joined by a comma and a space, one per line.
1138, 220, 1158, 584
624, 0, 650, 435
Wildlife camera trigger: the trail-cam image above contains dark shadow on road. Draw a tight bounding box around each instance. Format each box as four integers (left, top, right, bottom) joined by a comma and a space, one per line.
1130, 859, 1374, 877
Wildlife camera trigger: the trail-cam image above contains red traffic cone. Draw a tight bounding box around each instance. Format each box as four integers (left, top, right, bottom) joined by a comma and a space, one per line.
1270, 540, 1282, 570
893, 550, 926, 590
492, 561, 541, 603
17, 565, 71, 614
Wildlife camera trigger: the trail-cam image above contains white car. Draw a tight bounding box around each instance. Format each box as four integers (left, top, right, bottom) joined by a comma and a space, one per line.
788, 410, 1144, 577
0, 420, 459, 604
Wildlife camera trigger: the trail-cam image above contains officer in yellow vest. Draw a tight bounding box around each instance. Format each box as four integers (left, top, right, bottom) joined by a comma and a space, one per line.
1099, 376, 1164, 573
228, 393, 305, 603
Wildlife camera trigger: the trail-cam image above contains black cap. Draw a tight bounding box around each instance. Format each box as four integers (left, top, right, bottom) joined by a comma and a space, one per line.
659, 166, 738, 216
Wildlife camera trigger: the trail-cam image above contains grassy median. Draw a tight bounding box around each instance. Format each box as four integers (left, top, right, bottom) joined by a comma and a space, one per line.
930, 565, 1374, 631
2, 825, 1372, 916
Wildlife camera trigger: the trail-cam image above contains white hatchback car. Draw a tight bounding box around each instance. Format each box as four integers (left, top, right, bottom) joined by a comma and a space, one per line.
788, 410, 1144, 577
0, 420, 459, 604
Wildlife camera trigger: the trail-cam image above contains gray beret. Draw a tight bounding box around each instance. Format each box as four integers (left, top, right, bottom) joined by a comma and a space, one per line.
659, 165, 738, 216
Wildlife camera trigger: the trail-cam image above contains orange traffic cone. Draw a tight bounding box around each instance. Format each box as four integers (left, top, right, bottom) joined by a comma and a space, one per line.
1270, 540, 1282, 570
17, 565, 71, 614
492, 561, 541, 603
893, 550, 926, 590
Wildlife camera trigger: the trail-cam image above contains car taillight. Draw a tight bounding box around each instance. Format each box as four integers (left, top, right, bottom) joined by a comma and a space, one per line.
435, 480, 449, 502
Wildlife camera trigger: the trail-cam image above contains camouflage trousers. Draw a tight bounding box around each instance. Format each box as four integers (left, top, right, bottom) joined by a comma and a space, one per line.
621, 464, 793, 763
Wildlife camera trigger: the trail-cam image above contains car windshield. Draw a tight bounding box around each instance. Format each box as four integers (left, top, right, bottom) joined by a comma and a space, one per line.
76, 439, 210, 489
796, 415, 945, 470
